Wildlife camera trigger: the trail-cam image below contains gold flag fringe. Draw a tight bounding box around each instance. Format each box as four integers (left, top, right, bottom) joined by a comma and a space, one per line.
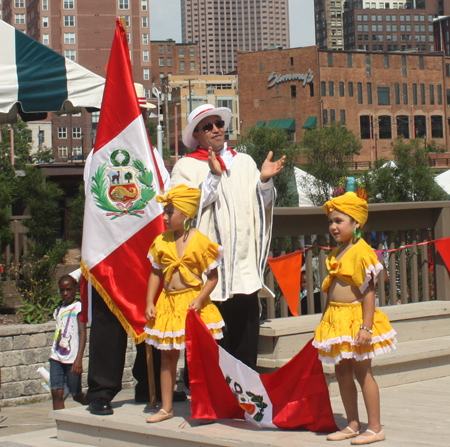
81, 260, 148, 345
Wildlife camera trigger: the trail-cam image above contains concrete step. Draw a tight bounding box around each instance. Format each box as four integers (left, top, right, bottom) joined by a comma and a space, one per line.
257, 301, 450, 362
258, 335, 450, 397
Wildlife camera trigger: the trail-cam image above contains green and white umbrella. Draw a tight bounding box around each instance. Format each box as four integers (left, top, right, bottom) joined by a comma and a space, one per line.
0, 19, 105, 124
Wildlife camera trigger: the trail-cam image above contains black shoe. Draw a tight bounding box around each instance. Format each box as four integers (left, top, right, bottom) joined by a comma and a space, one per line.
134, 390, 187, 403
89, 398, 113, 415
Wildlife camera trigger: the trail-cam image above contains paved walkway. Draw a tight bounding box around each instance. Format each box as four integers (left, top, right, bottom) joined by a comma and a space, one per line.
0, 376, 448, 446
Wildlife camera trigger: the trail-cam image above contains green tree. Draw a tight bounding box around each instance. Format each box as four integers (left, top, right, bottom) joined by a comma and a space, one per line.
363, 138, 447, 202
235, 125, 299, 207
146, 121, 158, 147
300, 122, 362, 205
66, 182, 85, 247
0, 120, 32, 169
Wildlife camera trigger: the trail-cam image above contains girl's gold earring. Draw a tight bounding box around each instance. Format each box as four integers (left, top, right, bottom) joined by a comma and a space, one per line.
183, 219, 191, 231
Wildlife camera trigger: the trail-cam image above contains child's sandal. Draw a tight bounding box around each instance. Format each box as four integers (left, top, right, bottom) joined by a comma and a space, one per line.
146, 409, 173, 423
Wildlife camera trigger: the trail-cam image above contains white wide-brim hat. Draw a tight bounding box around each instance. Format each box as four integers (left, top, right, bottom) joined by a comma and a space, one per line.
134, 83, 156, 109
182, 104, 232, 149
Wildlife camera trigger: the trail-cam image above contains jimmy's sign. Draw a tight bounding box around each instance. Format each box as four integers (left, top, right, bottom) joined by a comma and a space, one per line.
267, 69, 314, 88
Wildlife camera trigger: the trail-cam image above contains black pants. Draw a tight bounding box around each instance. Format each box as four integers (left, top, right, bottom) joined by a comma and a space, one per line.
87, 288, 160, 403
217, 292, 260, 371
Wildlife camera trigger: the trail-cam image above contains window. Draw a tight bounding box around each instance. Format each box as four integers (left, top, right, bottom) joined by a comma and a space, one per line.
438, 84, 443, 105
348, 82, 354, 97
58, 147, 68, 158
43, 34, 49, 45
72, 146, 82, 157
64, 32, 75, 44
159, 57, 164, 67
179, 47, 185, 57
15, 13, 25, 24
142, 16, 148, 28
310, 82, 314, 97
330, 109, 335, 122
420, 83, 425, 104
366, 54, 371, 77
339, 82, 345, 97
419, 56, 424, 69
124, 16, 130, 27
379, 116, 392, 139
58, 127, 68, 139
64, 16, 75, 27
347, 53, 353, 68
15, 0, 25, 7
402, 55, 407, 77
323, 109, 328, 125
167, 45, 172, 54
446, 64, 450, 77
360, 115, 372, 139
190, 47, 195, 57
119, 0, 129, 9
384, 54, 389, 68
340, 109, 346, 124
190, 61, 195, 70
414, 115, 426, 137
357, 82, 363, 104
180, 61, 185, 71
367, 83, 373, 104
291, 85, 297, 99
141, 0, 147, 10
158, 45, 164, 54
63, 0, 74, 9
403, 83, 408, 104
143, 68, 149, 80
143, 51, 149, 62
72, 127, 82, 139
413, 84, 418, 104
42, 0, 48, 11
142, 33, 148, 45
64, 50, 76, 61
329, 81, 334, 97
328, 53, 333, 67
321, 81, 326, 96
42, 16, 49, 27
431, 116, 443, 138
397, 115, 409, 138
430, 85, 435, 105
378, 86, 390, 105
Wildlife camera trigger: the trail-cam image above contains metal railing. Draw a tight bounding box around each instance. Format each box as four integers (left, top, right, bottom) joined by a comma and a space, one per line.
263, 202, 450, 319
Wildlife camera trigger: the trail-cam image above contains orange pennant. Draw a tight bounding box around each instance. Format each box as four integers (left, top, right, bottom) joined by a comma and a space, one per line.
434, 238, 450, 275
268, 251, 303, 316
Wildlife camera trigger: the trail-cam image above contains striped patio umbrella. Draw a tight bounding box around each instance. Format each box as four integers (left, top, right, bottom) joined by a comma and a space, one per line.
0, 19, 105, 124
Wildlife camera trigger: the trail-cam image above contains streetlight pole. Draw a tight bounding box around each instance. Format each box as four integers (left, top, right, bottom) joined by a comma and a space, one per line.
152, 84, 163, 158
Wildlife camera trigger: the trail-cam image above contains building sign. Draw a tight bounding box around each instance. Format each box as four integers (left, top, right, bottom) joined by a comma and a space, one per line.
267, 69, 314, 88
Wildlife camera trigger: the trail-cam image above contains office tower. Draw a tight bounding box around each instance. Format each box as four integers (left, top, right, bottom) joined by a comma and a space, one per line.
181, 0, 290, 75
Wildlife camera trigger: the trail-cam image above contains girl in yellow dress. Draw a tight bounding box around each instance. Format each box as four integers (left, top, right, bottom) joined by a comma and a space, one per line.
313, 186, 397, 445
144, 184, 224, 423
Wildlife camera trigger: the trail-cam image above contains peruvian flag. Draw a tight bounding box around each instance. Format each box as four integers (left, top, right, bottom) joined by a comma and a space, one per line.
186, 310, 338, 432
81, 19, 165, 343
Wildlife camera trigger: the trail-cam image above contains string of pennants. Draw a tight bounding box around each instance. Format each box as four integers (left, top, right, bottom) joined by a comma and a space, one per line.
267, 236, 450, 317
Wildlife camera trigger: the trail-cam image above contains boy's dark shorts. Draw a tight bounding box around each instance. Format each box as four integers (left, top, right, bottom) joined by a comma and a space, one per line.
49, 358, 82, 396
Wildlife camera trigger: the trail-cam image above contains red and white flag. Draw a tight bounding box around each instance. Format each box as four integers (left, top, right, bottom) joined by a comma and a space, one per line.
81, 20, 165, 343
186, 310, 338, 432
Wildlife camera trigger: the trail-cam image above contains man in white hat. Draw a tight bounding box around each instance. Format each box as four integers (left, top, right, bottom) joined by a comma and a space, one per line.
171, 104, 285, 370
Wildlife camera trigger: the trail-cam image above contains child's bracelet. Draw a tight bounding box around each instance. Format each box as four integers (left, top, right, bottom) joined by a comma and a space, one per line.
359, 326, 373, 334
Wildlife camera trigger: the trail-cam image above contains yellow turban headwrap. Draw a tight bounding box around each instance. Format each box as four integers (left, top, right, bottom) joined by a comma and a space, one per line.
156, 184, 201, 219
323, 192, 368, 227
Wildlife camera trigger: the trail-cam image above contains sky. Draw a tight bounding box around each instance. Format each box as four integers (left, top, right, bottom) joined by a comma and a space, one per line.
149, 0, 315, 48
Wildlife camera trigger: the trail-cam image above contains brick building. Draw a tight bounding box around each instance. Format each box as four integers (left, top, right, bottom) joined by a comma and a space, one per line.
181, 0, 290, 75
150, 39, 199, 89
2, 0, 152, 162
237, 46, 450, 162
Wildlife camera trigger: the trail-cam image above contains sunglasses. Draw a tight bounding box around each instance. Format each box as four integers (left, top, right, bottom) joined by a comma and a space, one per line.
196, 119, 225, 133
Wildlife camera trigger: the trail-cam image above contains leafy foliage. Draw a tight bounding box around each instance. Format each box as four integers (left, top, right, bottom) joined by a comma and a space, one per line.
67, 183, 85, 247
300, 122, 362, 205
235, 125, 299, 207
361, 138, 447, 202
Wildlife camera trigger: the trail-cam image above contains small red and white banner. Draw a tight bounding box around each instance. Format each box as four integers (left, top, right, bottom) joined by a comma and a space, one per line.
186, 310, 338, 432
81, 19, 165, 343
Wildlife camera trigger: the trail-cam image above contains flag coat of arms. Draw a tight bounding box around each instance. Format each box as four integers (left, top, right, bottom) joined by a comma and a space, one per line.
186, 310, 338, 433
81, 19, 165, 343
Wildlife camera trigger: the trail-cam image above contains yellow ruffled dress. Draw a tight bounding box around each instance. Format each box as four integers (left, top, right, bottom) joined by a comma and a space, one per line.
144, 229, 225, 350
313, 239, 397, 364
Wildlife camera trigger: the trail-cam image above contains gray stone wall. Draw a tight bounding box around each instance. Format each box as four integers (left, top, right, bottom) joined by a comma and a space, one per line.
0, 323, 137, 407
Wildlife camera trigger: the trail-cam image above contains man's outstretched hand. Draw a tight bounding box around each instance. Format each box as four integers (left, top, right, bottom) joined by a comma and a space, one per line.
261, 151, 286, 183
